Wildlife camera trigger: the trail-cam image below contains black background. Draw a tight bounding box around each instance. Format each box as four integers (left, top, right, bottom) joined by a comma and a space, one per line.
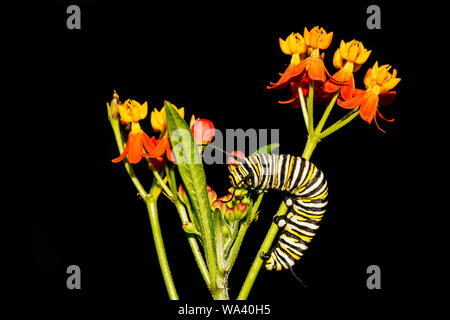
22, 0, 447, 316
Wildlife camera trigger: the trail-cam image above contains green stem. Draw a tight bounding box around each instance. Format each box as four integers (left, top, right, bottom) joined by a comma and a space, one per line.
145, 195, 179, 300
174, 200, 211, 287
298, 86, 309, 129
212, 272, 229, 300
302, 135, 319, 160
306, 81, 315, 135
237, 202, 288, 300
318, 108, 360, 139
225, 193, 264, 272
315, 93, 339, 135
149, 165, 174, 200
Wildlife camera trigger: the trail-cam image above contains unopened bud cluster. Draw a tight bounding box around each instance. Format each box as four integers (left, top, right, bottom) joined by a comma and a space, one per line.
211, 187, 250, 222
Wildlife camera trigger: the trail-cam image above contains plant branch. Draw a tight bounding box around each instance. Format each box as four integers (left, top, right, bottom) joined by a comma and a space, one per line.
145, 195, 179, 300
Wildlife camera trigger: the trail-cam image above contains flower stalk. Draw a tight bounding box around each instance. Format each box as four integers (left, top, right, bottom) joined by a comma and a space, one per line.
109, 114, 179, 300
145, 193, 179, 300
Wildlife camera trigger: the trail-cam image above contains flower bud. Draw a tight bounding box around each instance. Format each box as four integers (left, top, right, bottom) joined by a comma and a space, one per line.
225, 207, 235, 222
190, 118, 215, 145
234, 202, 248, 220
207, 185, 217, 205
240, 196, 252, 206
182, 222, 201, 236
178, 184, 188, 204
212, 199, 226, 217
107, 90, 120, 120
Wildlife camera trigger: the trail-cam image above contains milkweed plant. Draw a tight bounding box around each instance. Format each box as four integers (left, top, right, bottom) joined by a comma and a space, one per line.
106, 26, 400, 300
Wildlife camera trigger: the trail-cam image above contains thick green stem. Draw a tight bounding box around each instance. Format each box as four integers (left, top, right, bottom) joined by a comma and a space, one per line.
237, 202, 288, 300
211, 271, 229, 300
145, 196, 179, 300
302, 135, 319, 160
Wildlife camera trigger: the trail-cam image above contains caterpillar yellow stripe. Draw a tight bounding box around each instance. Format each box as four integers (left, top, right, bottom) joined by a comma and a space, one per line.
228, 153, 328, 271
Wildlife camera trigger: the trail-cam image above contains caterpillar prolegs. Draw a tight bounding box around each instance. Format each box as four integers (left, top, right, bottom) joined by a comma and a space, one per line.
228, 153, 328, 271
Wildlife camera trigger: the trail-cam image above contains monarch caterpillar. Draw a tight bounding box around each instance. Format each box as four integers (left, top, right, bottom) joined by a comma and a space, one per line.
228, 153, 328, 271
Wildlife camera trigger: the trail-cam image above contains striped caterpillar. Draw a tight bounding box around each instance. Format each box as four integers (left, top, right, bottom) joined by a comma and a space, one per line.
228, 153, 328, 271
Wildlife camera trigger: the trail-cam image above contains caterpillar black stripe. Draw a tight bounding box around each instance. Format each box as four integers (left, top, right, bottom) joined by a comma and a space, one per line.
228, 153, 328, 271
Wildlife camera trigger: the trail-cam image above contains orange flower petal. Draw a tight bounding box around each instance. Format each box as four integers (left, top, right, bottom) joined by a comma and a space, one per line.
144, 136, 169, 158
323, 69, 352, 94
359, 92, 379, 124
338, 90, 367, 109
340, 75, 355, 101
307, 58, 327, 82
267, 60, 307, 90
111, 142, 129, 163
126, 132, 144, 164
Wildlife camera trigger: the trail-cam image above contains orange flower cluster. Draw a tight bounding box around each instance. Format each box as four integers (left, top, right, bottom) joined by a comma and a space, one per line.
110, 93, 215, 167
269, 26, 401, 131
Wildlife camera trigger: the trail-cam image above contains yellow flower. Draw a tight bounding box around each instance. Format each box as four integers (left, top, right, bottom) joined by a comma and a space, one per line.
279, 32, 307, 65
363, 61, 401, 94
333, 40, 371, 72
304, 26, 333, 50
117, 99, 148, 123
150, 104, 185, 133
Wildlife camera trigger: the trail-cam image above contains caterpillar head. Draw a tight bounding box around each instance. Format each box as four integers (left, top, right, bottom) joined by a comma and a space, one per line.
227, 151, 247, 188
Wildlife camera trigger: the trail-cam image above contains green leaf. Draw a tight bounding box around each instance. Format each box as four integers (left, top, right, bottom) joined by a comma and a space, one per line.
165, 102, 217, 275
251, 143, 280, 156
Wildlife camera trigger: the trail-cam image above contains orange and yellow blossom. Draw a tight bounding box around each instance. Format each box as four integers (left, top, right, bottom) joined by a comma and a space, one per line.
323, 40, 371, 99
279, 32, 307, 65
268, 26, 333, 92
148, 104, 185, 167
338, 62, 401, 132
112, 98, 166, 164
150, 104, 185, 135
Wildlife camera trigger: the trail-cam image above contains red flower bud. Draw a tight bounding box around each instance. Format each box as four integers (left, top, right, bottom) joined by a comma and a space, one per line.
207, 186, 217, 205
225, 207, 235, 222
211, 199, 226, 216
235, 202, 248, 220
191, 119, 215, 145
